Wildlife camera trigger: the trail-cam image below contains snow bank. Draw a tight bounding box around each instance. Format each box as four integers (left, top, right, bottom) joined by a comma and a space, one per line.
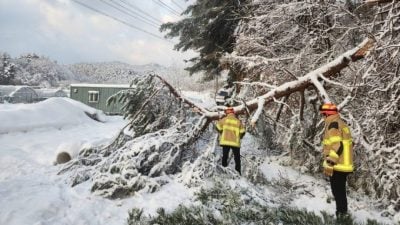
0, 98, 106, 134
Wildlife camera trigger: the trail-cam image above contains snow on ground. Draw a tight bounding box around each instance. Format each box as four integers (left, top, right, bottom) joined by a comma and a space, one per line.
0, 98, 106, 135
0, 98, 192, 225
0, 95, 397, 225
258, 157, 394, 224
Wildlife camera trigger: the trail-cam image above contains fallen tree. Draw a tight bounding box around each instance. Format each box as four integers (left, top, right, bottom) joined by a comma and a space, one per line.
154, 38, 374, 124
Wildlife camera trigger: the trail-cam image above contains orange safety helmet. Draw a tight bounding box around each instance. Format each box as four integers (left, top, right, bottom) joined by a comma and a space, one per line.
225, 107, 235, 114
319, 102, 338, 115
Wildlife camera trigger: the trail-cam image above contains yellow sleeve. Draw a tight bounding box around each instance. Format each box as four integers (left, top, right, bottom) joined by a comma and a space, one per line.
216, 119, 223, 132
325, 128, 341, 164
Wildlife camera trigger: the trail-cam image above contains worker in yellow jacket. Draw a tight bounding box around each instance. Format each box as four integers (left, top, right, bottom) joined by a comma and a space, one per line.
320, 102, 354, 218
216, 107, 246, 175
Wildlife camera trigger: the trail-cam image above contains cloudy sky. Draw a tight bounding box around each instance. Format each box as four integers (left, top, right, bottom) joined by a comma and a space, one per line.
0, 0, 195, 66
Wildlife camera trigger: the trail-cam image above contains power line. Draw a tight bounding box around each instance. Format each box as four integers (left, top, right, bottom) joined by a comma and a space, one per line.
99, 0, 160, 28
159, 0, 182, 15
109, 0, 162, 27
171, 0, 185, 11
120, 0, 163, 24
153, 0, 181, 16
71, 0, 172, 43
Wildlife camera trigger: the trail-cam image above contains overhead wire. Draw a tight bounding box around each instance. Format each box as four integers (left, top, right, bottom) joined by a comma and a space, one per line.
109, 0, 162, 27
98, 0, 160, 28
120, 0, 164, 24
170, 0, 185, 11
71, 0, 173, 43
153, 0, 181, 16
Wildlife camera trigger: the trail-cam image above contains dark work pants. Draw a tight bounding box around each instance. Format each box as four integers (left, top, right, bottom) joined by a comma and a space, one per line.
330, 171, 349, 215
221, 146, 241, 174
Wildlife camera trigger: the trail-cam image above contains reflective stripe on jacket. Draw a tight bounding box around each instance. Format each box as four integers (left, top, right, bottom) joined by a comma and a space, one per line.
216, 114, 245, 147
322, 114, 354, 172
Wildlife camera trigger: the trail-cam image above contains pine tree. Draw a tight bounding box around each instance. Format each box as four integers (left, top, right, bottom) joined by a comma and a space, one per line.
0, 53, 16, 85
160, 0, 251, 80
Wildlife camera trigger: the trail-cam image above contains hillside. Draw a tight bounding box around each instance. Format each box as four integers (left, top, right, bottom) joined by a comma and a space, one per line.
67, 61, 166, 84
1, 52, 189, 88
0, 52, 82, 87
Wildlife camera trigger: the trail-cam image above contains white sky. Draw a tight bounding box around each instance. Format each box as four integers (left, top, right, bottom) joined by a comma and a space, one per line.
0, 0, 196, 67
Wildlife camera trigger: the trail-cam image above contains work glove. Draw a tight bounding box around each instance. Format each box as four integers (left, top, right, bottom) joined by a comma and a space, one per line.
323, 162, 334, 177
323, 166, 333, 176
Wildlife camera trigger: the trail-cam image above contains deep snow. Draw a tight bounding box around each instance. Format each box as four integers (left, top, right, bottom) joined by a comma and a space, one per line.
0, 97, 397, 225
0, 98, 192, 225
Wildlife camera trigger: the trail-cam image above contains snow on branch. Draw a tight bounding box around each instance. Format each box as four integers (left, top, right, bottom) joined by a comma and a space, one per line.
310, 75, 331, 103
150, 39, 373, 122
365, 0, 398, 5
250, 97, 265, 126
153, 73, 209, 114
207, 38, 374, 120
234, 81, 277, 89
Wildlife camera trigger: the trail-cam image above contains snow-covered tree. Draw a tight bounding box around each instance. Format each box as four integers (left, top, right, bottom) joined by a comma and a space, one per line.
160, 0, 252, 80
0, 52, 16, 85
14, 55, 70, 87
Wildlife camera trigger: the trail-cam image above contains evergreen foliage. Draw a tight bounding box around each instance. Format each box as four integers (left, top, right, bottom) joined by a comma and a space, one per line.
127, 179, 385, 225
59, 74, 212, 199
160, 0, 252, 79
107, 75, 162, 136
0, 52, 16, 85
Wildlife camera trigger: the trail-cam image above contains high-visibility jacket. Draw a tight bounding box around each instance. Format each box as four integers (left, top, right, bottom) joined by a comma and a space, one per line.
322, 114, 354, 172
216, 114, 245, 147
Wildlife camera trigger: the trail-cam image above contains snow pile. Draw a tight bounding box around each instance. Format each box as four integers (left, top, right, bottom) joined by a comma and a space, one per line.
0, 98, 106, 134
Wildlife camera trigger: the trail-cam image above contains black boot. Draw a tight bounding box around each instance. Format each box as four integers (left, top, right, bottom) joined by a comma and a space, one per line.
336, 212, 352, 224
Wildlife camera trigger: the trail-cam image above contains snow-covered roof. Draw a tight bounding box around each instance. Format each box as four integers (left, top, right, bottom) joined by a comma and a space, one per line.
0, 85, 23, 96
36, 89, 68, 98
0, 85, 36, 96
70, 83, 132, 88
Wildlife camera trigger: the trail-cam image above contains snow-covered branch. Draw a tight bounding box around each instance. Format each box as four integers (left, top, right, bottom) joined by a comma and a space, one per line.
366, 0, 398, 5
152, 38, 373, 121
207, 38, 374, 120
153, 73, 209, 114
